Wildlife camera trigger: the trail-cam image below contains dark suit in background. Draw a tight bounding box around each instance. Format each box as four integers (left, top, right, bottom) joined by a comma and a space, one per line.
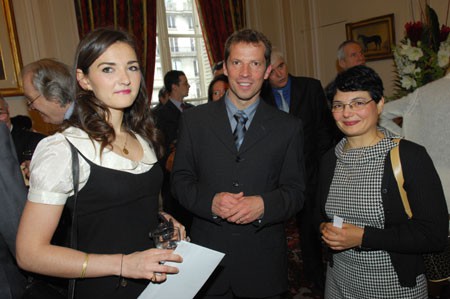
154, 99, 194, 229
0, 123, 27, 298
172, 99, 305, 297
261, 75, 334, 290
10, 126, 45, 164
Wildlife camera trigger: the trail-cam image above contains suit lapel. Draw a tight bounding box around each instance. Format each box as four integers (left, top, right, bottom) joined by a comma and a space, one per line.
206, 99, 277, 154
207, 100, 237, 153
239, 101, 273, 154
289, 76, 303, 117
166, 100, 181, 120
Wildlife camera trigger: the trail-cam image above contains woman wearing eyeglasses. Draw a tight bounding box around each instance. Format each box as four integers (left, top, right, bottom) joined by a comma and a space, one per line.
316, 65, 448, 298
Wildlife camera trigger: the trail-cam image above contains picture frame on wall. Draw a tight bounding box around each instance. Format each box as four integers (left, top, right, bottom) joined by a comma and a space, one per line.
346, 14, 395, 61
0, 0, 23, 96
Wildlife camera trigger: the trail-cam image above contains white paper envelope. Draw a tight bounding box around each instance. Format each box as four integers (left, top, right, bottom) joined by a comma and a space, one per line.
138, 240, 225, 299
333, 215, 343, 228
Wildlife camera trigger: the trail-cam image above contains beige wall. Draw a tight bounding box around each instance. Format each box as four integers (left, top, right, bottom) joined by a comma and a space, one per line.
247, 0, 450, 98
4, 0, 79, 133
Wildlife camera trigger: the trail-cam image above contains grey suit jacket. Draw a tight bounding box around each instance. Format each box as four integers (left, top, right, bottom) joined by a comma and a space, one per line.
172, 99, 305, 297
0, 123, 27, 298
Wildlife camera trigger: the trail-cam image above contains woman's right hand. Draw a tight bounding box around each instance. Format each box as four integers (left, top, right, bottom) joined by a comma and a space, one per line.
320, 222, 364, 251
122, 248, 183, 282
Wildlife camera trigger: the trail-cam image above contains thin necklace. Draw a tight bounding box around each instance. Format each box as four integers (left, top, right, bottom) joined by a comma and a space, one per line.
345, 133, 380, 151
122, 134, 129, 155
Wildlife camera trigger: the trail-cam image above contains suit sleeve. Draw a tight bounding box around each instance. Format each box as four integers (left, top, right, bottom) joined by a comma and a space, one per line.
171, 114, 218, 220
311, 80, 335, 156
258, 118, 305, 225
362, 143, 449, 253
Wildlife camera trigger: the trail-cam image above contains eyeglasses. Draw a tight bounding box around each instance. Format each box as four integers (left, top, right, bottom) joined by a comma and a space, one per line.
26, 94, 41, 108
331, 99, 374, 113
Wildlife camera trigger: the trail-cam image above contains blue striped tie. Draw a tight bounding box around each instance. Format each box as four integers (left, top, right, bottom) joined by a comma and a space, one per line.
233, 111, 248, 150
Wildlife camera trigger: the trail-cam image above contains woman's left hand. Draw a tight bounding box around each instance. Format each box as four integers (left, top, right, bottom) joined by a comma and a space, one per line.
159, 212, 188, 240
320, 222, 364, 251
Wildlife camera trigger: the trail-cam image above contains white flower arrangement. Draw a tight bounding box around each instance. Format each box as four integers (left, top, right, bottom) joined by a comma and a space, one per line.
392, 5, 450, 98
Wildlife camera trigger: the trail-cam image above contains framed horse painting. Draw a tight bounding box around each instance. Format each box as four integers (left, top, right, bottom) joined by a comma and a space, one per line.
0, 0, 23, 96
346, 14, 395, 61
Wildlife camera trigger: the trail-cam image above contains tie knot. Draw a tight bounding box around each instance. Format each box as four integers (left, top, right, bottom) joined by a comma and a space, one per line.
180, 102, 189, 111
234, 111, 248, 124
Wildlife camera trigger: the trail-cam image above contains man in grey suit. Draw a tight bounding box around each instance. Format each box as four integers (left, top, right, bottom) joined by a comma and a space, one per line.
0, 123, 27, 298
172, 29, 305, 298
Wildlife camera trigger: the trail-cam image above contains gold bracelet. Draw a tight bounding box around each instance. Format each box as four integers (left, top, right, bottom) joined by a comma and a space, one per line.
80, 253, 89, 279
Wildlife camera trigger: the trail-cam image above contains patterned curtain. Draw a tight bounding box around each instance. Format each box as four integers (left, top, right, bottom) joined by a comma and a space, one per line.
74, 0, 157, 102
195, 0, 246, 67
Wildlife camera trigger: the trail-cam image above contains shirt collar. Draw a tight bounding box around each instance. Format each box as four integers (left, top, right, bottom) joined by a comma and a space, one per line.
64, 102, 75, 120
224, 93, 260, 129
169, 98, 183, 112
272, 76, 291, 93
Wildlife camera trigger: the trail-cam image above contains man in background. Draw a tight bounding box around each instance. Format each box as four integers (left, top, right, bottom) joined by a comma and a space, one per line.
325, 40, 366, 140
336, 40, 366, 71
0, 123, 28, 299
172, 29, 305, 299
380, 71, 450, 212
260, 48, 334, 294
152, 86, 169, 113
0, 96, 44, 171
212, 60, 224, 77
21, 58, 74, 125
154, 70, 193, 230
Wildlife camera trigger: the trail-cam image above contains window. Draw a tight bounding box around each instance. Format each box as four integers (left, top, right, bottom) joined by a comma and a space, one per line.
188, 16, 193, 29
167, 15, 176, 28
169, 37, 179, 52
153, 0, 213, 106
193, 59, 199, 76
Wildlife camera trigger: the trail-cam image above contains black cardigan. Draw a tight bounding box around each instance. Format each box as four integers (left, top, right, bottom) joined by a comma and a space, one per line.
315, 139, 448, 287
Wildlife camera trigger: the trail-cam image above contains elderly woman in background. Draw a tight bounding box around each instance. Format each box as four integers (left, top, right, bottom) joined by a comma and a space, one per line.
316, 65, 448, 298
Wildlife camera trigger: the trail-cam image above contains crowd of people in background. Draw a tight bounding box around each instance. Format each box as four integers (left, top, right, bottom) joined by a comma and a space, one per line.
0, 26, 448, 299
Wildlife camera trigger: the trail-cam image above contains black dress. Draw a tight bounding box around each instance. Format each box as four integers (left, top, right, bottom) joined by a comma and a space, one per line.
74, 152, 163, 299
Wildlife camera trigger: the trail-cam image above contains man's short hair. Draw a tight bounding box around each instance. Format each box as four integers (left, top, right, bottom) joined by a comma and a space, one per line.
224, 29, 272, 68
337, 40, 362, 60
270, 47, 285, 64
164, 70, 185, 93
212, 61, 224, 73
158, 86, 168, 99
21, 58, 74, 107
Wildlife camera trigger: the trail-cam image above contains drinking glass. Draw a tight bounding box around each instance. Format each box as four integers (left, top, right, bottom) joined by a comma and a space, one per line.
22, 149, 34, 161
151, 226, 181, 249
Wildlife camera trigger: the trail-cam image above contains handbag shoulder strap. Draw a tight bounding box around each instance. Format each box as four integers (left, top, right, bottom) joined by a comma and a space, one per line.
67, 140, 79, 248
66, 139, 79, 299
390, 138, 413, 219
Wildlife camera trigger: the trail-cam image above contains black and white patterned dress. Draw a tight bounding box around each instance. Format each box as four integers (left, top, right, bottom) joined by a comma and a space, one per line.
324, 130, 428, 299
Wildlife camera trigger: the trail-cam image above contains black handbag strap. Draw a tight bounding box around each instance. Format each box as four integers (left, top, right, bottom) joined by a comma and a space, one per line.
67, 140, 79, 299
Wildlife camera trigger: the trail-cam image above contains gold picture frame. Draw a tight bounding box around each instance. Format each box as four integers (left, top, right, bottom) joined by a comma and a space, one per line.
0, 0, 23, 95
346, 14, 395, 61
